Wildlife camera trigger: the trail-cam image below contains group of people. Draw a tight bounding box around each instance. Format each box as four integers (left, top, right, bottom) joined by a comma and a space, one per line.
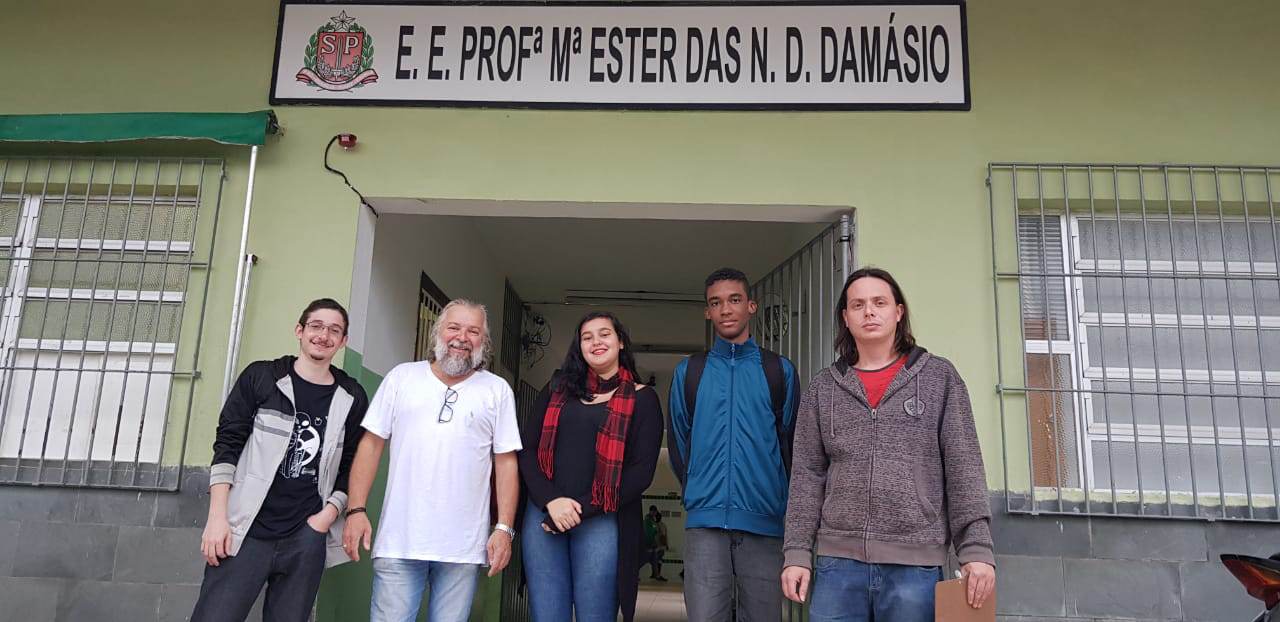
189, 265, 996, 622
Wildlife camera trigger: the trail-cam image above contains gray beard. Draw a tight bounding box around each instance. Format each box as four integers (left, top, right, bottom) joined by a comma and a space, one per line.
435, 339, 479, 376
440, 354, 473, 377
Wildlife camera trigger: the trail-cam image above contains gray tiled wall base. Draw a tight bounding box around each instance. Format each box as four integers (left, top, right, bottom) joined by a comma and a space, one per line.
0, 467, 266, 622
0, 480, 1270, 621
989, 493, 1270, 622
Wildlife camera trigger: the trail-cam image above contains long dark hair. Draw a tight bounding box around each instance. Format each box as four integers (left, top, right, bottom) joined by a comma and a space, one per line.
556, 311, 638, 400
834, 267, 916, 366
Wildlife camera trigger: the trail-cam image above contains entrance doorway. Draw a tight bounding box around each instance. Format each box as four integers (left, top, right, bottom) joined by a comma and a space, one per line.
345, 201, 854, 622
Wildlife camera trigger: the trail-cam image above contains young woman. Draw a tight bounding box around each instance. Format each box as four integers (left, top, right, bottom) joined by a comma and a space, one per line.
781, 267, 996, 622
518, 311, 664, 622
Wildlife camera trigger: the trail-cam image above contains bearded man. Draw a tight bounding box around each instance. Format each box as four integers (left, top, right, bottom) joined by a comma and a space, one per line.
342, 299, 522, 622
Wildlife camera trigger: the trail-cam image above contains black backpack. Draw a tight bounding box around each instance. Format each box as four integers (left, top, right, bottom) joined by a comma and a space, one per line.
682, 348, 794, 477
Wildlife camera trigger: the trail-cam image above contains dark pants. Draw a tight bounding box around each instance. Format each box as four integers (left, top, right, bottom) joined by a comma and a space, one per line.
684, 528, 784, 622
190, 526, 328, 622
647, 547, 665, 577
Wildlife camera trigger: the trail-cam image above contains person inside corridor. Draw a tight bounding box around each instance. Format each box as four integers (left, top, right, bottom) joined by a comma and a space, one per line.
668, 267, 800, 622
192, 298, 370, 622
643, 505, 669, 582
781, 267, 996, 622
342, 299, 521, 622
517, 311, 664, 622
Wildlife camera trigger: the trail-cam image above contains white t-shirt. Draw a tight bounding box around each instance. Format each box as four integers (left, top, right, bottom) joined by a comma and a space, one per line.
362, 361, 522, 564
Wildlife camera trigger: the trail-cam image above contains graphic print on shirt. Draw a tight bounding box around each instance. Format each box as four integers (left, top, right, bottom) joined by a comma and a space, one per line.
280, 410, 325, 480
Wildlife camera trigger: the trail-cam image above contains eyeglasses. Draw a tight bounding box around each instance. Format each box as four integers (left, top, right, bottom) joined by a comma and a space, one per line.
438, 387, 459, 423
304, 321, 345, 338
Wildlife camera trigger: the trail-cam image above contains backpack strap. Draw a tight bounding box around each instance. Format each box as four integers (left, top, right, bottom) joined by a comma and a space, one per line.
683, 351, 708, 426
672, 352, 708, 487
760, 348, 793, 478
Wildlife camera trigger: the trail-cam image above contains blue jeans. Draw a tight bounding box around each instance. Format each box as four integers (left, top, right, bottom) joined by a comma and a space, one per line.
521, 500, 618, 622
370, 557, 480, 622
810, 556, 941, 622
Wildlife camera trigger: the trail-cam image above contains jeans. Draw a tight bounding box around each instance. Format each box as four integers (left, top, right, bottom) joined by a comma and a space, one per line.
190, 525, 327, 622
370, 557, 481, 622
683, 528, 784, 622
809, 556, 941, 622
521, 500, 618, 622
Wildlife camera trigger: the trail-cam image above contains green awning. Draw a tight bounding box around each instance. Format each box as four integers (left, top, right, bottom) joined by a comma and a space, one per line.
0, 110, 278, 145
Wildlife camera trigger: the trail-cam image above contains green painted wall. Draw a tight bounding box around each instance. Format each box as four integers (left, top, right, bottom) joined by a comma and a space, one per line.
4, 0, 1278, 616
8, 0, 1278, 478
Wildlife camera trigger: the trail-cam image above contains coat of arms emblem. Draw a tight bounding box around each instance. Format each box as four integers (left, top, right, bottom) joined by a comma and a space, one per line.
296, 11, 378, 91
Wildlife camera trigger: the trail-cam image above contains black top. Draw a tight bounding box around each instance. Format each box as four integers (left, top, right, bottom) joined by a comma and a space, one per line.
543, 399, 609, 509
518, 383, 664, 622
248, 370, 336, 539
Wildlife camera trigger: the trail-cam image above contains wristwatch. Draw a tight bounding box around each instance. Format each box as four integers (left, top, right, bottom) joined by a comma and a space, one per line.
494, 523, 515, 538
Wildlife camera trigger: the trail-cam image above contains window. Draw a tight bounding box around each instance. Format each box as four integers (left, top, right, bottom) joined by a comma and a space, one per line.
0, 157, 223, 489
992, 164, 1280, 520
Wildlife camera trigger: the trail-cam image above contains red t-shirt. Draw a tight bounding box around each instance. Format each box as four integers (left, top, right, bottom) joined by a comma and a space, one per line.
855, 356, 907, 408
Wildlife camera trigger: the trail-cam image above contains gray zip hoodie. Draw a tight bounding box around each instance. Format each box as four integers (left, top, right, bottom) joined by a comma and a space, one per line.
782, 347, 995, 570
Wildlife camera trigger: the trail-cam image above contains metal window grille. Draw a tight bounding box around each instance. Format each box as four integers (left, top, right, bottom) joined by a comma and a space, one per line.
0, 156, 224, 490
989, 163, 1280, 521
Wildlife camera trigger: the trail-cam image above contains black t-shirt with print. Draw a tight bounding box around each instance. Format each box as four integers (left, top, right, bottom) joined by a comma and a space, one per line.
248, 370, 337, 539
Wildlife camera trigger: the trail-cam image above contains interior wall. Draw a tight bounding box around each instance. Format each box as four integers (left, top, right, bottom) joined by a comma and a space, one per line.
520, 303, 703, 390
362, 214, 510, 379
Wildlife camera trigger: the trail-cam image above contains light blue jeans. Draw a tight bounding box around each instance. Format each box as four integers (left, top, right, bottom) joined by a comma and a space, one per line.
521, 500, 618, 622
370, 557, 480, 622
809, 556, 942, 622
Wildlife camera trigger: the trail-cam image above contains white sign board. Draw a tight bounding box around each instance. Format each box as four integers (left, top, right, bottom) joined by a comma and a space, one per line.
270, 2, 970, 110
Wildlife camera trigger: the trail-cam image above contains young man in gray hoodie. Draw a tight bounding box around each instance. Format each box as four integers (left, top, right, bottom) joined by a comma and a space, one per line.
781, 267, 995, 622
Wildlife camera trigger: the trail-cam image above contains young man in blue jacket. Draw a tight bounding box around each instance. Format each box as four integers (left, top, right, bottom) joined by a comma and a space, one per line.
669, 268, 800, 622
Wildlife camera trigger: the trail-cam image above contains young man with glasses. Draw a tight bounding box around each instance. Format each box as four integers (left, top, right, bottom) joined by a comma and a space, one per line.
343, 299, 522, 622
191, 298, 370, 622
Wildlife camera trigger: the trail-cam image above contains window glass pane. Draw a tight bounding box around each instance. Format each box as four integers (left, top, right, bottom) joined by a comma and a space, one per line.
1026, 353, 1080, 487
25, 250, 190, 292
1080, 220, 1280, 265
1018, 216, 1070, 340
37, 200, 197, 243
1079, 276, 1280, 317
1085, 325, 1280, 373
0, 198, 20, 239
1091, 440, 1278, 496
1096, 381, 1276, 431
18, 300, 182, 343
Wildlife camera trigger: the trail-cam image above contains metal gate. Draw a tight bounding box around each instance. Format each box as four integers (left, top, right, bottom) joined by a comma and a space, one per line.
752, 214, 855, 392
499, 379, 539, 621
752, 213, 854, 622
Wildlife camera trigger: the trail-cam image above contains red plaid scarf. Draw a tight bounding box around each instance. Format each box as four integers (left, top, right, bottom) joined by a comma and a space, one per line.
537, 368, 636, 513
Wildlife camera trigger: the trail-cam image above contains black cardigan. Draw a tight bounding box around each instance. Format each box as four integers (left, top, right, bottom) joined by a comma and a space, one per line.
518, 383, 664, 622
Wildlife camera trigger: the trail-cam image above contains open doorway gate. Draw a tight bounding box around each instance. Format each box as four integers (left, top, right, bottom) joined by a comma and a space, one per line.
499, 213, 855, 622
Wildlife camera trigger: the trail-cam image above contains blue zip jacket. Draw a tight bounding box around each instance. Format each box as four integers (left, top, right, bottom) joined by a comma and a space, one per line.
668, 336, 798, 537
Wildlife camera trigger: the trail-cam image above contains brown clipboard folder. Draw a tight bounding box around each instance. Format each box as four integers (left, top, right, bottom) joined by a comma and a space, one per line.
935, 578, 995, 622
